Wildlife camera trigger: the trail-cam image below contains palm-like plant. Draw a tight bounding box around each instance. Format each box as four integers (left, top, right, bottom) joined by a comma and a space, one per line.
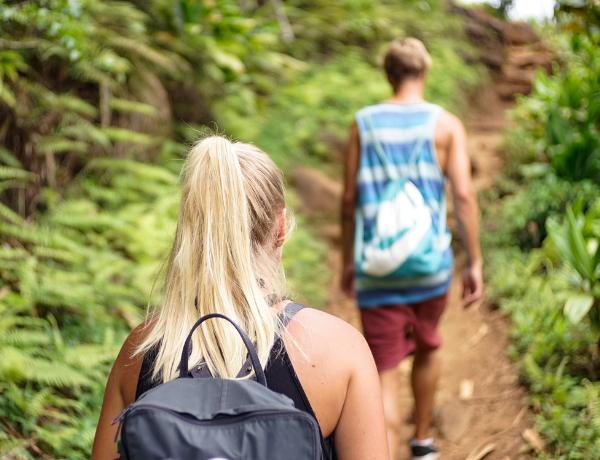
547, 204, 600, 336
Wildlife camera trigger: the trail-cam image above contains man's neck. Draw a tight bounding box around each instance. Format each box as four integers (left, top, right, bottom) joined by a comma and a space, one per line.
385, 78, 425, 104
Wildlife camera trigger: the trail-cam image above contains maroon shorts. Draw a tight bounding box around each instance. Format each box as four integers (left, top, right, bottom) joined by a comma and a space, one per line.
360, 292, 449, 372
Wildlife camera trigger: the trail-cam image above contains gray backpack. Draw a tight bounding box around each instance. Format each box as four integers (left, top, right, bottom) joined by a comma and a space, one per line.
112, 312, 323, 460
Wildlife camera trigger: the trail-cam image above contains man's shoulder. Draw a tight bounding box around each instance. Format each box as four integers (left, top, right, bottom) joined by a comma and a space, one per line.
435, 109, 465, 136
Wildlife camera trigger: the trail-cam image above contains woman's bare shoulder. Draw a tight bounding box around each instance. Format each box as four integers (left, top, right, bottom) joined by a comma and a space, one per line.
282, 306, 377, 438
286, 307, 372, 372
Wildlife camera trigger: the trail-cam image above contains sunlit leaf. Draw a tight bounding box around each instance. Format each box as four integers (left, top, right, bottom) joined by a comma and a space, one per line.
564, 293, 594, 323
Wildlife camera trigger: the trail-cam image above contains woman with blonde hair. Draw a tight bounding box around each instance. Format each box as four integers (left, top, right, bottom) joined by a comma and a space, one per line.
92, 136, 388, 460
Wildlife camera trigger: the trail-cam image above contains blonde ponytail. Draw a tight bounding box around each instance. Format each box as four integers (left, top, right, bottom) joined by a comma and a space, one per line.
136, 136, 287, 383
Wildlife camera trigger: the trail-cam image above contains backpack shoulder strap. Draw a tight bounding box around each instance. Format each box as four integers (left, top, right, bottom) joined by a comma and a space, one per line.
190, 302, 306, 380
233, 302, 305, 379
278, 302, 305, 332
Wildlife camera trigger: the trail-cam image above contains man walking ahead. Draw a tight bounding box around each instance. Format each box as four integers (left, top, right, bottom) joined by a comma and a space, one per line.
341, 38, 483, 460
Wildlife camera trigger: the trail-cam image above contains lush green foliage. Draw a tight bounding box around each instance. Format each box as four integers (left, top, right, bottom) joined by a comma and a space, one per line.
488, 249, 600, 458
546, 204, 600, 333
0, 159, 177, 458
0, 0, 485, 457
484, 177, 600, 458
511, 33, 600, 183
485, 16, 600, 456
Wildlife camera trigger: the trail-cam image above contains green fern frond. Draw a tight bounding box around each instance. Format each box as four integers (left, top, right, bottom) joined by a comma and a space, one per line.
60, 119, 111, 152
90, 256, 130, 283
103, 326, 115, 346
50, 198, 99, 217
85, 158, 178, 183
0, 166, 37, 181
48, 231, 89, 255
46, 392, 84, 412
0, 437, 33, 458
111, 175, 174, 199
23, 360, 92, 387
555, 356, 569, 383
38, 408, 76, 424
0, 260, 18, 270
80, 180, 122, 205
42, 44, 70, 61
0, 202, 26, 226
54, 93, 98, 117
103, 127, 156, 145
523, 353, 544, 387
67, 61, 119, 90
34, 281, 100, 312
20, 78, 58, 104
64, 344, 120, 370
0, 222, 51, 245
33, 246, 84, 264
0, 81, 17, 108
99, 282, 140, 301
46, 313, 63, 350
106, 36, 176, 70
36, 137, 89, 155
18, 257, 37, 307
22, 387, 54, 418
0, 247, 30, 260
0, 146, 22, 168
79, 427, 97, 448
109, 97, 159, 117
32, 425, 79, 452
0, 316, 48, 333
0, 330, 50, 347
114, 301, 144, 328
583, 379, 600, 434
88, 0, 150, 25
0, 7, 31, 26
50, 210, 113, 230
0, 179, 30, 193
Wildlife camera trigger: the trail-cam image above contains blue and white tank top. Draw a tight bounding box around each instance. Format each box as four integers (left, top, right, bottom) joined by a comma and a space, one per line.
354, 102, 453, 308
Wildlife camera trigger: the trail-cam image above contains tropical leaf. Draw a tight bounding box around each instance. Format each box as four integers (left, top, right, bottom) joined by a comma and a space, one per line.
566, 205, 594, 280
564, 294, 594, 323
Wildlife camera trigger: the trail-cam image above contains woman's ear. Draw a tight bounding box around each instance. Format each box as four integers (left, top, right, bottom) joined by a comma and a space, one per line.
276, 208, 287, 248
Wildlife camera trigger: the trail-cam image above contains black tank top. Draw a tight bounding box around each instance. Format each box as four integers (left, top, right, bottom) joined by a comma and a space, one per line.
135, 305, 337, 460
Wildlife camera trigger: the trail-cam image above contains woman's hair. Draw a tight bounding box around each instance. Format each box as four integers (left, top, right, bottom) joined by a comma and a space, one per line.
382, 38, 432, 88
136, 136, 287, 383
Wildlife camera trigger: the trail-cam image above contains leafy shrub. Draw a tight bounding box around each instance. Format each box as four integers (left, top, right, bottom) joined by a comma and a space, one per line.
487, 247, 600, 458
512, 33, 600, 183
546, 203, 600, 336
0, 159, 178, 458
483, 175, 599, 251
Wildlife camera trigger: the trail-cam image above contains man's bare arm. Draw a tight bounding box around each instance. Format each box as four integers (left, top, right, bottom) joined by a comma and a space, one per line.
340, 122, 360, 297
444, 113, 483, 306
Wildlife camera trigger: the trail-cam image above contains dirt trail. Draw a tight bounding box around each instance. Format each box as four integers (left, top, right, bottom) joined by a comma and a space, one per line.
323, 86, 535, 460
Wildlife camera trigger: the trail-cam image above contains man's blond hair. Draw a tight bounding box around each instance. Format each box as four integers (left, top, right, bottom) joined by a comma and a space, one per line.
383, 38, 432, 88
